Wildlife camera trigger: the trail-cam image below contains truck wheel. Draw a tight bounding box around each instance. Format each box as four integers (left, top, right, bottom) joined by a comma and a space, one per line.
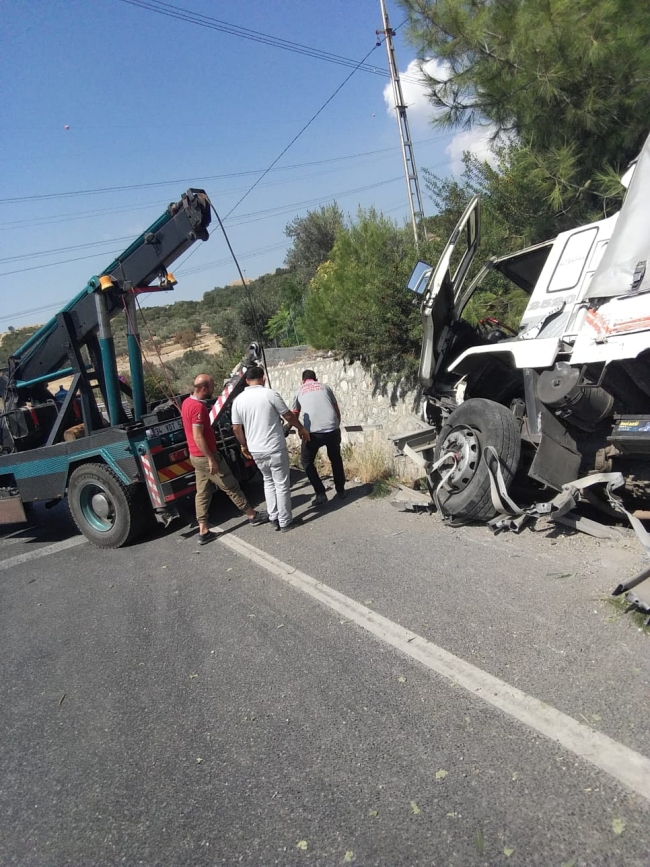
434, 398, 521, 522
68, 463, 147, 548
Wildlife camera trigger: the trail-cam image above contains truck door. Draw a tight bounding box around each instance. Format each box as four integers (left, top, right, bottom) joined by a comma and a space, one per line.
518, 215, 618, 340
409, 196, 480, 388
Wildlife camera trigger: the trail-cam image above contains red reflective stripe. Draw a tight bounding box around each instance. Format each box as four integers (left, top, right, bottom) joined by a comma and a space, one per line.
209, 370, 243, 424
165, 485, 196, 502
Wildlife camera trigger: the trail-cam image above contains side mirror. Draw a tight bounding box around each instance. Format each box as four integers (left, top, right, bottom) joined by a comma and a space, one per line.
407, 261, 433, 295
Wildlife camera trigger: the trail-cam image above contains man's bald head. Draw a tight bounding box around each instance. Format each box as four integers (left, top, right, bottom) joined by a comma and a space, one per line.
193, 375, 215, 397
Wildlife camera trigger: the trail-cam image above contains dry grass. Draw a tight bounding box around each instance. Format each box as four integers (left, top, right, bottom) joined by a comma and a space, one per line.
288, 436, 409, 498
288, 438, 395, 483
341, 441, 395, 485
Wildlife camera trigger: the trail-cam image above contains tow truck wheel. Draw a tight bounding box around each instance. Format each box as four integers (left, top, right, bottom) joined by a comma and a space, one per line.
434, 398, 521, 522
68, 463, 146, 548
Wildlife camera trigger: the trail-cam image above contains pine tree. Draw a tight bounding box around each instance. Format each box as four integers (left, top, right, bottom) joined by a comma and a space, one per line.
399, 0, 650, 208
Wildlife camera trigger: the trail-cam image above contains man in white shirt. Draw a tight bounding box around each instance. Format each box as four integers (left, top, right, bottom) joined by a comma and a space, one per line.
231, 366, 309, 532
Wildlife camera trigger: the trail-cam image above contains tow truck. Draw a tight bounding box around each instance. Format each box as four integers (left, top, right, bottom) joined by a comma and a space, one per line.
394, 132, 650, 531
0, 190, 259, 547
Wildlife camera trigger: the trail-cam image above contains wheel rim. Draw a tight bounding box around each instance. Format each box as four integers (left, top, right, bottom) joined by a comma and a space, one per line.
78, 483, 116, 532
439, 425, 480, 492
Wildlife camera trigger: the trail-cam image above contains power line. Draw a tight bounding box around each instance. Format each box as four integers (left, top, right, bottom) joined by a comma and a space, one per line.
147, 171, 406, 282
0, 248, 127, 278
0, 172, 441, 319
223, 43, 384, 220
226, 178, 405, 227
115, 0, 419, 83
1, 1, 449, 320
0, 157, 453, 279
0, 240, 288, 323
0, 235, 135, 266
178, 242, 289, 278
0, 199, 171, 230
0, 298, 76, 325
0, 178, 398, 277
0, 135, 454, 209
148, 32, 391, 278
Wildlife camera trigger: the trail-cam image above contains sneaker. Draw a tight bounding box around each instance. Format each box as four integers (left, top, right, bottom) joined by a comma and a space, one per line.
313, 492, 327, 506
279, 516, 302, 533
197, 529, 217, 546
249, 511, 269, 526
337, 489, 347, 500
270, 519, 280, 531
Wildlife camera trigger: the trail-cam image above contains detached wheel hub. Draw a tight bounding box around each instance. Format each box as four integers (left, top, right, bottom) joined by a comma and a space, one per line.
440, 425, 479, 491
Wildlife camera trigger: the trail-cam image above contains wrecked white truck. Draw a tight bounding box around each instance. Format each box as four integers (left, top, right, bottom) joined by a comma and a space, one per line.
394, 134, 650, 541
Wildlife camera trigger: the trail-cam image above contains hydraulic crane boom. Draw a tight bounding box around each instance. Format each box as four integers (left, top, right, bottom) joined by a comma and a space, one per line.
8, 189, 211, 390
0, 188, 264, 548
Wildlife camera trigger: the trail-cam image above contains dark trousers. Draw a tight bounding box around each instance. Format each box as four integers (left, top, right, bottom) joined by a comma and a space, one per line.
301, 429, 345, 495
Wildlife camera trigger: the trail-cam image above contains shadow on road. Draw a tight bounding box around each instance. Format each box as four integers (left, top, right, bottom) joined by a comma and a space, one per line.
0, 500, 80, 545
1, 469, 372, 550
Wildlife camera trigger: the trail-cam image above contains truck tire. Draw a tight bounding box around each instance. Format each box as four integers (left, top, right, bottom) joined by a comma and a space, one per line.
68, 463, 148, 548
434, 398, 521, 522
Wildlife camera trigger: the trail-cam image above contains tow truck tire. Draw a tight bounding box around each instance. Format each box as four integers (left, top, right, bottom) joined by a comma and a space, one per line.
68, 463, 147, 548
434, 398, 521, 522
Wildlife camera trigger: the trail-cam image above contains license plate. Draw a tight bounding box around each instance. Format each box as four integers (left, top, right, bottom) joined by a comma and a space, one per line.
147, 419, 183, 438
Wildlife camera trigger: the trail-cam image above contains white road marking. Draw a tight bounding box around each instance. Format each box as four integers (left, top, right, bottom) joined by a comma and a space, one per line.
0, 536, 86, 571
0, 529, 37, 548
220, 533, 650, 802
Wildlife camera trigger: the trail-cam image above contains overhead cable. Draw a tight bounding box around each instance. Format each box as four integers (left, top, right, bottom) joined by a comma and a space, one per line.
223, 42, 384, 220
115, 0, 420, 83
0, 136, 453, 208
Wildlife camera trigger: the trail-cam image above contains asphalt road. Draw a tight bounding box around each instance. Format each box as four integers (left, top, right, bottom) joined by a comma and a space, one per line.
1, 472, 650, 866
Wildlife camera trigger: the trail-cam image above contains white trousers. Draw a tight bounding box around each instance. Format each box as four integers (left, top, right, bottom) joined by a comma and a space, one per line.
253, 448, 292, 527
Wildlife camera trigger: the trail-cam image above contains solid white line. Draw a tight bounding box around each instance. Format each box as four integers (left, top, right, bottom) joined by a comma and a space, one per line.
220, 532, 650, 803
0, 535, 86, 571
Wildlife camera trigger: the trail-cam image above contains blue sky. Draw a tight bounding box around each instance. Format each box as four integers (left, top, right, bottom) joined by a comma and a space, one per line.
0, 0, 485, 330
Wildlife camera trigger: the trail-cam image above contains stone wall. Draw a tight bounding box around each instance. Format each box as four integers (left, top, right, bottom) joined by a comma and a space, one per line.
266, 351, 427, 449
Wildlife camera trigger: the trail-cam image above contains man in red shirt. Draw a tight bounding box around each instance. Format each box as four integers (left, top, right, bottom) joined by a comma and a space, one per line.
181, 374, 268, 545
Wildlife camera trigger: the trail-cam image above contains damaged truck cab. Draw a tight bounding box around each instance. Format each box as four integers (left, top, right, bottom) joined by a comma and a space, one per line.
395, 134, 650, 523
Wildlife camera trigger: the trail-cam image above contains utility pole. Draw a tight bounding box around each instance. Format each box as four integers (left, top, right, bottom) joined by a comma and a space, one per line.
377, 0, 427, 249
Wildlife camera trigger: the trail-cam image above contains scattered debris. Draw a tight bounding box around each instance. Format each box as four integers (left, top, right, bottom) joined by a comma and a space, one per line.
613, 561, 650, 620
390, 484, 435, 513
